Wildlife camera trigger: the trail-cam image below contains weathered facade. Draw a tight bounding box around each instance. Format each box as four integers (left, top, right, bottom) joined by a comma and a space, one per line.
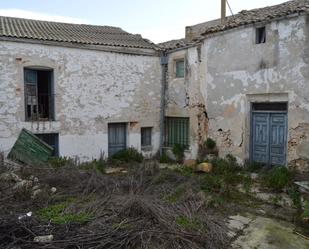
1, 0, 309, 171
0, 17, 162, 161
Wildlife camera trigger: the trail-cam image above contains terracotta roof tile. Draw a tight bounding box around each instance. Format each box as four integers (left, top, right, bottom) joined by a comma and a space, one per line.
0, 16, 157, 49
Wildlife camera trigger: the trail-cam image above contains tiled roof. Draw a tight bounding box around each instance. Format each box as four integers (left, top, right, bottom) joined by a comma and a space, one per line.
160, 0, 309, 50
0, 16, 157, 49
198, 0, 309, 37
157, 38, 194, 51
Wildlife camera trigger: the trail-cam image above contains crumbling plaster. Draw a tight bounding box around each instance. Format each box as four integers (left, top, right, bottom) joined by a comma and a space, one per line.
0, 41, 162, 161
165, 46, 207, 158
201, 15, 309, 170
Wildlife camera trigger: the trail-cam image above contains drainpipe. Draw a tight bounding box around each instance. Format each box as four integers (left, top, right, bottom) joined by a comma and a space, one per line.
159, 52, 168, 156
221, 0, 226, 23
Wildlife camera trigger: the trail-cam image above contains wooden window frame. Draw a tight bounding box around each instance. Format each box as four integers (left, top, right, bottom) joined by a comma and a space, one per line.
175, 59, 185, 78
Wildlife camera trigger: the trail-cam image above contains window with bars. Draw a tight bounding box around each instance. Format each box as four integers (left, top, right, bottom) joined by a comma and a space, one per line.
175, 60, 184, 78
164, 117, 189, 148
141, 127, 152, 147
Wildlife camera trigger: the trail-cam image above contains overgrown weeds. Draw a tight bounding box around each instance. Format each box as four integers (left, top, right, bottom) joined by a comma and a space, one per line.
111, 147, 144, 163
260, 166, 294, 191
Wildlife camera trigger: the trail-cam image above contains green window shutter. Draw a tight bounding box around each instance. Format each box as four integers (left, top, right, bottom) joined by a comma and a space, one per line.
176, 60, 184, 78
164, 117, 189, 148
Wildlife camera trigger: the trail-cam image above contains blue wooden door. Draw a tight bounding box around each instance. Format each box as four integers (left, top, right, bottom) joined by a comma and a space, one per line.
251, 112, 287, 165
108, 123, 127, 156
269, 114, 287, 165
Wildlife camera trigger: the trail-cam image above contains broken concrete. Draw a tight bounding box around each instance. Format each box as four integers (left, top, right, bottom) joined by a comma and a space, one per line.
232, 216, 309, 249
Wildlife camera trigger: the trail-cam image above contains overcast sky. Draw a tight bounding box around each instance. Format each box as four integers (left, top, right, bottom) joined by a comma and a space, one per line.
0, 0, 288, 43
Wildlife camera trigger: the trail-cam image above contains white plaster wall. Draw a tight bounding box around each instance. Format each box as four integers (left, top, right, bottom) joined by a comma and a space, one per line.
0, 41, 162, 160
165, 46, 207, 159
201, 15, 309, 168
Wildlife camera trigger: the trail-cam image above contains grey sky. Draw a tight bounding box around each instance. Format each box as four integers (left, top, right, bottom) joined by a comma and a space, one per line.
0, 0, 288, 43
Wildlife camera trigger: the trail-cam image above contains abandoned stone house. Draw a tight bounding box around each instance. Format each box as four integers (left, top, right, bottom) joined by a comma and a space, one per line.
0, 0, 309, 171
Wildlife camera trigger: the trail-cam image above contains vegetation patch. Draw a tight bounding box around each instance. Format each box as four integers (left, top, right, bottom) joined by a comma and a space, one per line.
37, 198, 92, 224
172, 144, 185, 163
110, 147, 143, 163
175, 215, 204, 231
260, 166, 294, 191
163, 186, 186, 203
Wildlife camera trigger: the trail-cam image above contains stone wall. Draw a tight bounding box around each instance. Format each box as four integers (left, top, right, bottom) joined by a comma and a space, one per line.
201, 15, 309, 171
0, 41, 162, 161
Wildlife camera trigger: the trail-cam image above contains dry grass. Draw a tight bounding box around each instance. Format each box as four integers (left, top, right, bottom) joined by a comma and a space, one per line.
0, 162, 229, 249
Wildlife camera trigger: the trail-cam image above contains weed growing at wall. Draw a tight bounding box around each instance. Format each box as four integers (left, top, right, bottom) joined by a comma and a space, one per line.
172, 144, 185, 163
260, 166, 294, 191
111, 147, 144, 163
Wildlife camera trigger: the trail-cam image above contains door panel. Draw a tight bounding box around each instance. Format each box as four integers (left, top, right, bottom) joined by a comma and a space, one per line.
108, 123, 127, 156
252, 113, 269, 164
251, 112, 287, 166
269, 114, 287, 165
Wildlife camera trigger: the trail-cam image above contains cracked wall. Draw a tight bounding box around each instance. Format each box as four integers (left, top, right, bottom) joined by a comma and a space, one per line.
201, 15, 309, 171
165, 46, 207, 159
0, 41, 162, 161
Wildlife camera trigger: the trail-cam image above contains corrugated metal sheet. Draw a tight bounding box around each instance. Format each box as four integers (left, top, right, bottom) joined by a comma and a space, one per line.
8, 128, 53, 166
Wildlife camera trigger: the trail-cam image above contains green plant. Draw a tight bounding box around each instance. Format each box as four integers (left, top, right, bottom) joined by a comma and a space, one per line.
163, 186, 186, 203
111, 147, 144, 163
260, 166, 294, 191
288, 185, 302, 209
37, 198, 92, 224
172, 144, 185, 163
80, 159, 106, 174
245, 161, 265, 172
48, 156, 75, 168
159, 151, 175, 164
204, 138, 216, 150
175, 216, 203, 231
302, 201, 309, 219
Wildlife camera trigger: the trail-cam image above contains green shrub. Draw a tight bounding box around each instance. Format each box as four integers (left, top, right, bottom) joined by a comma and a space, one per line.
302, 201, 309, 219
288, 185, 302, 209
172, 144, 185, 163
245, 161, 265, 172
204, 138, 216, 150
48, 157, 75, 168
80, 159, 106, 174
37, 198, 92, 224
163, 186, 186, 203
211, 157, 240, 175
111, 147, 144, 163
175, 216, 203, 231
159, 151, 175, 163
260, 166, 294, 191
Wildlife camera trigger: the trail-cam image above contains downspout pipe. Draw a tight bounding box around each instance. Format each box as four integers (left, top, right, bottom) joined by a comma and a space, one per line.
159, 52, 168, 157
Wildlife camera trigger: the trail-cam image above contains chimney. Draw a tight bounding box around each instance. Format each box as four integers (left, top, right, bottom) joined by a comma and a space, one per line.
221, 0, 226, 23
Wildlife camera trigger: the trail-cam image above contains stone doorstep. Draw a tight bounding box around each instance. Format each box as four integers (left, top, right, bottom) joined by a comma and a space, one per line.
227, 215, 253, 238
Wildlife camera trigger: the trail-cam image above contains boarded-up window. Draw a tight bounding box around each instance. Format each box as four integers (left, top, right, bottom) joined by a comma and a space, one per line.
175, 60, 184, 78
164, 117, 189, 148
141, 127, 152, 147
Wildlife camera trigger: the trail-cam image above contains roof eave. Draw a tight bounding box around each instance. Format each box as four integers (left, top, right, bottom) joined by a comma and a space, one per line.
0, 36, 160, 56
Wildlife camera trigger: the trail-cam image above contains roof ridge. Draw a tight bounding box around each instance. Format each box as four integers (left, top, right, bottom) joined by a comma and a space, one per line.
0, 15, 122, 30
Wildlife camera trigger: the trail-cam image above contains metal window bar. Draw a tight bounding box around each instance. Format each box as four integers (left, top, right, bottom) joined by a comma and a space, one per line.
25, 93, 55, 121
164, 117, 189, 148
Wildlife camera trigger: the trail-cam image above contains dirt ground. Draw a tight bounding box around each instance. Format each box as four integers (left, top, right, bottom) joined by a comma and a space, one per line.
0, 160, 308, 249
